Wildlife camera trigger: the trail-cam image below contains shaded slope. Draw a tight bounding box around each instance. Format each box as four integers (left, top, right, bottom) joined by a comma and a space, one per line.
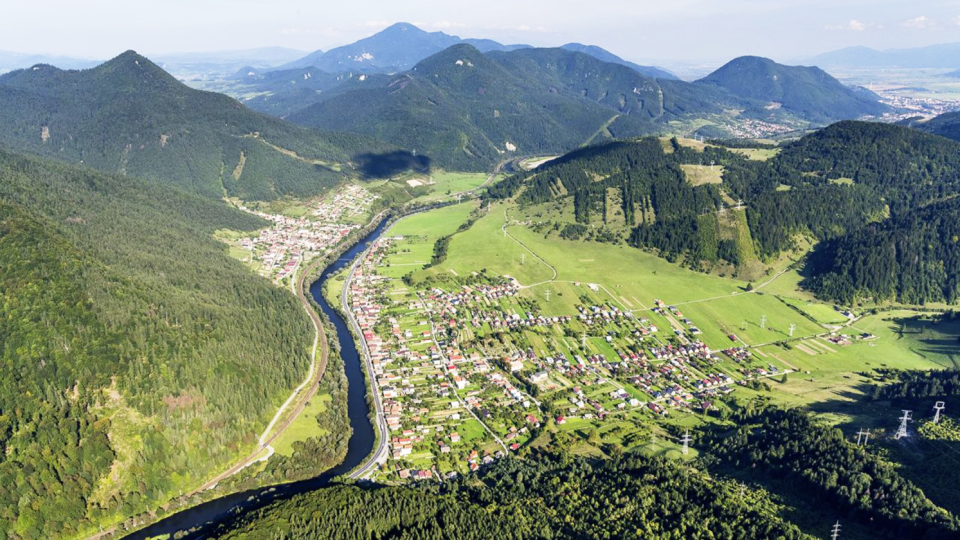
0, 147, 317, 538
0, 51, 386, 200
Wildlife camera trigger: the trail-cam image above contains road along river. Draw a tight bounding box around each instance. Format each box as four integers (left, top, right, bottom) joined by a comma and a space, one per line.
121, 218, 390, 540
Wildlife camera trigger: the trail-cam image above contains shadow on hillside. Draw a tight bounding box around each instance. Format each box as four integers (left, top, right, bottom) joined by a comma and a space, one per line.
354, 151, 431, 179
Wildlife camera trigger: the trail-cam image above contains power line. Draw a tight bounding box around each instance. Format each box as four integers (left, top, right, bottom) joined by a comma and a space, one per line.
934, 401, 946, 424
895, 410, 913, 440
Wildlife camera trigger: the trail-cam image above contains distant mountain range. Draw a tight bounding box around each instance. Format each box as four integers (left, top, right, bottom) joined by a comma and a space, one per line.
276, 22, 676, 79
809, 42, 960, 68
694, 56, 888, 123
0, 50, 101, 73
153, 47, 309, 78
283, 44, 885, 170
0, 51, 390, 200
286, 44, 730, 170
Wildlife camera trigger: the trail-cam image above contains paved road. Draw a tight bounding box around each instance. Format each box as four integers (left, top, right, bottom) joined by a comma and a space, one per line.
343, 231, 390, 479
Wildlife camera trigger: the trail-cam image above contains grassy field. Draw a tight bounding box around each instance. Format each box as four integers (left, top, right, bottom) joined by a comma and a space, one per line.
410, 172, 492, 202
271, 394, 332, 457
405, 198, 960, 435
728, 147, 780, 161
680, 164, 724, 186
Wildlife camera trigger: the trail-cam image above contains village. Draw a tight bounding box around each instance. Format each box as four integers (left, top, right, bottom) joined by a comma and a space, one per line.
346, 230, 806, 483
231, 185, 378, 283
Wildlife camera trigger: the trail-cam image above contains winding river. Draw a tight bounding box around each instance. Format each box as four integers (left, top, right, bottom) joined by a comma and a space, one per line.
122, 218, 390, 540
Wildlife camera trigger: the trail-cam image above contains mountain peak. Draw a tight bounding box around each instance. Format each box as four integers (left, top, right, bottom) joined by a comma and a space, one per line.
381, 22, 427, 34
92, 50, 183, 90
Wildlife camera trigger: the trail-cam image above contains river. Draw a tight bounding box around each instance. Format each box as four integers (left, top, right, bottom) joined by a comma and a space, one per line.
122, 218, 390, 540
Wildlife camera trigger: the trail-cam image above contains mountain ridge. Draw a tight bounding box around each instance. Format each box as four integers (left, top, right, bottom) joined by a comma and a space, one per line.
0, 50, 392, 200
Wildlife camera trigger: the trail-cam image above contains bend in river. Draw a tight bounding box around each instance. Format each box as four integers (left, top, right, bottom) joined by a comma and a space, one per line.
122, 218, 390, 540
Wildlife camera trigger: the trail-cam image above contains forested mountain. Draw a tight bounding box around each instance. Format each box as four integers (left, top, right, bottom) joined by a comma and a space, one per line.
805, 197, 960, 304
276, 22, 669, 78
231, 67, 392, 118
0, 148, 315, 539
288, 44, 733, 170
907, 111, 960, 142
695, 56, 889, 122
209, 453, 811, 540
488, 120, 960, 303
0, 51, 389, 200
559, 42, 677, 79
707, 407, 958, 539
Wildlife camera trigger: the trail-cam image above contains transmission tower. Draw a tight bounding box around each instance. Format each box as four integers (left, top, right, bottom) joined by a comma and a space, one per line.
651, 433, 657, 451
831, 520, 841, 540
520, 253, 526, 265
741, 320, 747, 331
856, 428, 871, 446
581, 333, 587, 348
934, 401, 946, 424
760, 315, 767, 330
545, 290, 551, 302
789, 324, 796, 337
736, 198, 743, 210
456, 193, 462, 204
681, 429, 692, 455
895, 410, 913, 440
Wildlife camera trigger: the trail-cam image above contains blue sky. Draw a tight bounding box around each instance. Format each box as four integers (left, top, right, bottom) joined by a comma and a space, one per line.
3, 0, 960, 63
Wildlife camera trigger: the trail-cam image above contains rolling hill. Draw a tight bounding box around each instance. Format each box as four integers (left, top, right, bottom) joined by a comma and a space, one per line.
695, 56, 889, 123
487, 120, 960, 301
0, 51, 390, 200
287, 44, 733, 170
0, 147, 317, 539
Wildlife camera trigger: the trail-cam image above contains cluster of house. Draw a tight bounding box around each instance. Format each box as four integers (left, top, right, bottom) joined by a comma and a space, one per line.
236, 185, 376, 283
350, 238, 533, 478
723, 117, 797, 139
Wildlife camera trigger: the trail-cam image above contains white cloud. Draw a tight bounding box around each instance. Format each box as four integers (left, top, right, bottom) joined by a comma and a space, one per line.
825, 20, 869, 31
359, 20, 391, 29
954, 15, 960, 26
902, 16, 933, 29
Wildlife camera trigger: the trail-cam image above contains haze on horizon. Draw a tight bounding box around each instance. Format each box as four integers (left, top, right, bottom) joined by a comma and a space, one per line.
3, 0, 960, 65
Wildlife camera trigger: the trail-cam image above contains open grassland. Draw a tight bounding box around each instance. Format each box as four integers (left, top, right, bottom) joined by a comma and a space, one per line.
271, 394, 333, 457
728, 147, 780, 161
677, 292, 825, 347
680, 164, 724, 186
409, 200, 960, 426
412, 172, 493, 202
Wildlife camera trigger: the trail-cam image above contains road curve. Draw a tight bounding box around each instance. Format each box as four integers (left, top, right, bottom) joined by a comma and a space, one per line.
342, 233, 391, 479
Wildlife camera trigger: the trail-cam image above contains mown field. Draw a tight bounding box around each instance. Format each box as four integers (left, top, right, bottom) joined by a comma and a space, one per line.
409, 198, 959, 419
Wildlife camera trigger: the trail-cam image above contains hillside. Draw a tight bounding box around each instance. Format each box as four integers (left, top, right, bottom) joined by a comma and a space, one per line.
560, 42, 677, 79
696, 56, 889, 123
0, 51, 388, 200
806, 197, 960, 304
207, 454, 811, 540
487, 121, 960, 295
0, 147, 323, 539
288, 44, 731, 170
232, 67, 392, 118
907, 111, 960, 142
